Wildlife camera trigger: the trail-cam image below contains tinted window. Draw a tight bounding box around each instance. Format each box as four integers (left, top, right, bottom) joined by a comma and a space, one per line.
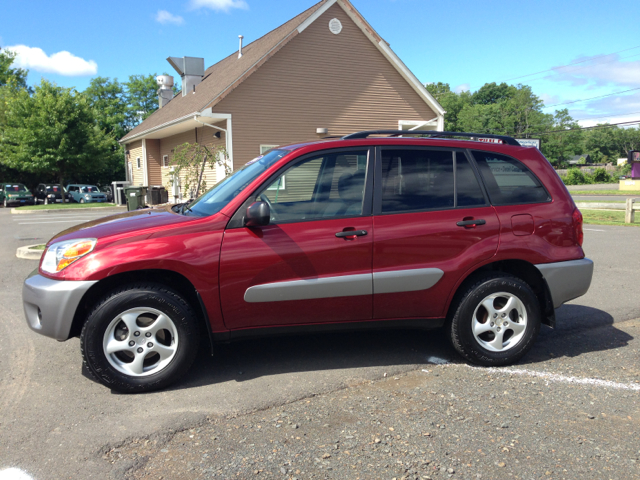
381, 149, 454, 213
259, 150, 369, 223
472, 151, 550, 205
456, 153, 486, 207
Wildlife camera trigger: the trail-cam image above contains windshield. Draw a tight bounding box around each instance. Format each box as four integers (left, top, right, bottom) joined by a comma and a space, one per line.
186, 149, 291, 217
5, 184, 28, 192
80, 186, 99, 193
46, 186, 60, 192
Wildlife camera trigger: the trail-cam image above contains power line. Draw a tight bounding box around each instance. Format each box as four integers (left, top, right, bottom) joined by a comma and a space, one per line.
542, 87, 640, 109
502, 45, 640, 82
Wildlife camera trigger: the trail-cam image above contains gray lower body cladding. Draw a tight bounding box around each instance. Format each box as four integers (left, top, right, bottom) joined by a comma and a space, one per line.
535, 258, 594, 308
22, 271, 97, 341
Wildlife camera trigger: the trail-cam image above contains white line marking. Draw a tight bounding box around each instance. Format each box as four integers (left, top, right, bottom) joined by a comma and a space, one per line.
456, 365, 640, 391
583, 228, 605, 232
0, 468, 34, 480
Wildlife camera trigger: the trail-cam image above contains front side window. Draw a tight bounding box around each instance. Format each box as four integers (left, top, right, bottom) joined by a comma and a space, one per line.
258, 150, 369, 224
186, 149, 291, 217
472, 151, 550, 205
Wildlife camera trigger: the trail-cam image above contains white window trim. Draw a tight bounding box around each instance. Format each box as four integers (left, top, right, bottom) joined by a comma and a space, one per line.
260, 144, 279, 155
398, 119, 441, 131
267, 175, 285, 191
162, 155, 169, 168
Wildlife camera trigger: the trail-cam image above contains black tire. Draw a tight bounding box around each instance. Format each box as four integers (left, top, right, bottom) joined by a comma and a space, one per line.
80, 283, 200, 392
44, 197, 48, 205
80, 198, 85, 204
448, 273, 541, 366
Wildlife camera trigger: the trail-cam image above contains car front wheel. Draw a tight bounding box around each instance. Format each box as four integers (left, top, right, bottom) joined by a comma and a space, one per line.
448, 273, 541, 366
81, 283, 200, 392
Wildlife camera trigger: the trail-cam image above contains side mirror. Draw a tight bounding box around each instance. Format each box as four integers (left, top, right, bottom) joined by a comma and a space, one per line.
245, 201, 270, 227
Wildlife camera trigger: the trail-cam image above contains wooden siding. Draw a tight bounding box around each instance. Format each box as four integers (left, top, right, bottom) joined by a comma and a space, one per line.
215, 3, 437, 169
146, 139, 162, 186
126, 140, 143, 186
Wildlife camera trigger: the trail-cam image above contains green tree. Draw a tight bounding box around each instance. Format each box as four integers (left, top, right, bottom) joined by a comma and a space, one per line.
0, 80, 113, 201
539, 109, 583, 166
124, 74, 159, 129
425, 82, 472, 131
0, 47, 28, 89
171, 142, 228, 200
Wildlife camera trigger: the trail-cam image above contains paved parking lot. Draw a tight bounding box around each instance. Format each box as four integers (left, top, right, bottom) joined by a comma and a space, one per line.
0, 207, 639, 479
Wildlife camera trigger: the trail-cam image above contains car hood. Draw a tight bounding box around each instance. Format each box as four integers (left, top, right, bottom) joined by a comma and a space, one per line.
50, 207, 204, 244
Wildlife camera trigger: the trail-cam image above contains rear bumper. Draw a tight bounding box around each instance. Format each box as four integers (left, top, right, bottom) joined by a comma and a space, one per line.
22, 271, 97, 341
535, 258, 594, 308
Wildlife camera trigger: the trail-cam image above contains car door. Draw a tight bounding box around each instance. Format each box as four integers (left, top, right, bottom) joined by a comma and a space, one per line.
219, 148, 374, 329
372, 146, 500, 320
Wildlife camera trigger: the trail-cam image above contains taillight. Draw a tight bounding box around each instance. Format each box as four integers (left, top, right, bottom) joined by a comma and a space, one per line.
572, 208, 584, 246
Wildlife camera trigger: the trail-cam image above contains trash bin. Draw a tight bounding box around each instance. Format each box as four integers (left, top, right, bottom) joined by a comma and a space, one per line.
125, 186, 147, 211
150, 186, 168, 205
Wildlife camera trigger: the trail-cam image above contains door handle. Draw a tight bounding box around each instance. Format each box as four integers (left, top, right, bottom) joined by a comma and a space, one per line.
335, 230, 368, 238
457, 219, 486, 227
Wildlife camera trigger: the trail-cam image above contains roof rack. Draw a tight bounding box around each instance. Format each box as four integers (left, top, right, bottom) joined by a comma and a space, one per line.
341, 130, 521, 146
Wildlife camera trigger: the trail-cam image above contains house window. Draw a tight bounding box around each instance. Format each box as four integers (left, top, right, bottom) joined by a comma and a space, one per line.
260, 145, 279, 155
163, 155, 169, 167
136, 157, 141, 169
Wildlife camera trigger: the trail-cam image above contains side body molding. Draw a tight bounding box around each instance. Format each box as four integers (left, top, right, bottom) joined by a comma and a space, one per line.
244, 268, 445, 303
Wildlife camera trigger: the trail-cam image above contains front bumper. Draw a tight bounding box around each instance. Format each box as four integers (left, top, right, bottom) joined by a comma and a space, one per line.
22, 271, 97, 341
535, 258, 594, 308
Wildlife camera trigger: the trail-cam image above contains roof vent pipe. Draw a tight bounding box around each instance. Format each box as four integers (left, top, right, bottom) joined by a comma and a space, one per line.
157, 75, 174, 109
167, 56, 205, 97
238, 35, 244, 59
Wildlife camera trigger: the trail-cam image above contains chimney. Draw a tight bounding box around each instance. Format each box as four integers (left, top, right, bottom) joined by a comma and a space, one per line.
238, 35, 244, 59
156, 75, 174, 109
167, 56, 205, 97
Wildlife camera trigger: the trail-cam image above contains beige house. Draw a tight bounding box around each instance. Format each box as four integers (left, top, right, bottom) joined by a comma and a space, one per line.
119, 0, 444, 201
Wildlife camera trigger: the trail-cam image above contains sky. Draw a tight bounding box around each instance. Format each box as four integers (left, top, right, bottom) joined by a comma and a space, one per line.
1, 0, 640, 128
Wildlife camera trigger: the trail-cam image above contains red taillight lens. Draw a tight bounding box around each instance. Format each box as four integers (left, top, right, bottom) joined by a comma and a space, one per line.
572, 208, 584, 246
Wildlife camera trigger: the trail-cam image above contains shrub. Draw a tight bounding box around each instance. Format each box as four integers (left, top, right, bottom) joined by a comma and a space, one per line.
590, 168, 614, 183
563, 168, 592, 185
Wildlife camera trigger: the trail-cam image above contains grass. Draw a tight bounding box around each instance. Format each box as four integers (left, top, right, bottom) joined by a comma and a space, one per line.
582, 209, 639, 227
28, 244, 46, 251
574, 199, 626, 203
570, 190, 640, 196
16, 203, 120, 211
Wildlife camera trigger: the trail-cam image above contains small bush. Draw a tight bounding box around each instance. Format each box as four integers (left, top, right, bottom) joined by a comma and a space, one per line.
563, 169, 592, 185
590, 168, 614, 183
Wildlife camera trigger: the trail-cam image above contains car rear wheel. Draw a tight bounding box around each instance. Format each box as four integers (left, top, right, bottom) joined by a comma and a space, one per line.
448, 273, 541, 366
81, 283, 200, 392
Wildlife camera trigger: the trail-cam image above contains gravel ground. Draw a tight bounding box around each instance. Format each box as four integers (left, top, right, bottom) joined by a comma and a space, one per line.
104, 319, 640, 480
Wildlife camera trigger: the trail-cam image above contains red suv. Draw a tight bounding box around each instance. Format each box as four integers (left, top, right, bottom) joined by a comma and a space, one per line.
22, 131, 593, 392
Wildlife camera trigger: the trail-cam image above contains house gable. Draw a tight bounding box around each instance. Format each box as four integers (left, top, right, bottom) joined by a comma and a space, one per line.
213, 2, 439, 166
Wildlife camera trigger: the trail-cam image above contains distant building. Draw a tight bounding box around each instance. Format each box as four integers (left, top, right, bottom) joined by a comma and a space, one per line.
568, 154, 592, 165
119, 0, 444, 201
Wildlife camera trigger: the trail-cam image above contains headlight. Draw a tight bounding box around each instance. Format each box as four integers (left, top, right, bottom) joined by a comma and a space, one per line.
48, 194, 55, 198
41, 238, 97, 274
84, 194, 91, 199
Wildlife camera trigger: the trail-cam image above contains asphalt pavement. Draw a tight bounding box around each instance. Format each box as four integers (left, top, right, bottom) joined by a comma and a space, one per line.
0, 206, 639, 480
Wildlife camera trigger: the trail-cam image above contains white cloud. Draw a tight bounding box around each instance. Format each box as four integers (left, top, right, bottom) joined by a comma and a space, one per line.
156, 10, 185, 25
546, 54, 640, 89
189, 0, 248, 12
6, 45, 97, 76
454, 83, 470, 93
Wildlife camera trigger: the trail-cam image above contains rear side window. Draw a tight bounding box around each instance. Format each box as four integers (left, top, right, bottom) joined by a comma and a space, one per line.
471, 151, 550, 205
379, 149, 487, 213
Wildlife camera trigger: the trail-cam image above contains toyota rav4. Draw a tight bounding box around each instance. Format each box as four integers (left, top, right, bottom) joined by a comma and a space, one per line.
22, 131, 594, 392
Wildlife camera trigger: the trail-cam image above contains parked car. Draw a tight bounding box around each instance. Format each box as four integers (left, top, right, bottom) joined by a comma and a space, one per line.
99, 185, 114, 203
34, 184, 73, 204
66, 184, 108, 203
1, 183, 35, 207
23, 131, 594, 392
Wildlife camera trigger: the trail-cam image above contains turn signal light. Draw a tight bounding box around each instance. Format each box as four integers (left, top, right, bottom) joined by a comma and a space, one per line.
572, 208, 584, 247
41, 238, 97, 274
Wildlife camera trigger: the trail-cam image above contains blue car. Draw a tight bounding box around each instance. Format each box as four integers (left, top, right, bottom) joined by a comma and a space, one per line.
66, 184, 108, 203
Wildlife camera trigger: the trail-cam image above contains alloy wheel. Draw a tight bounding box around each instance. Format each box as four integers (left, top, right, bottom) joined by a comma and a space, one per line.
102, 307, 179, 377
471, 292, 528, 352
